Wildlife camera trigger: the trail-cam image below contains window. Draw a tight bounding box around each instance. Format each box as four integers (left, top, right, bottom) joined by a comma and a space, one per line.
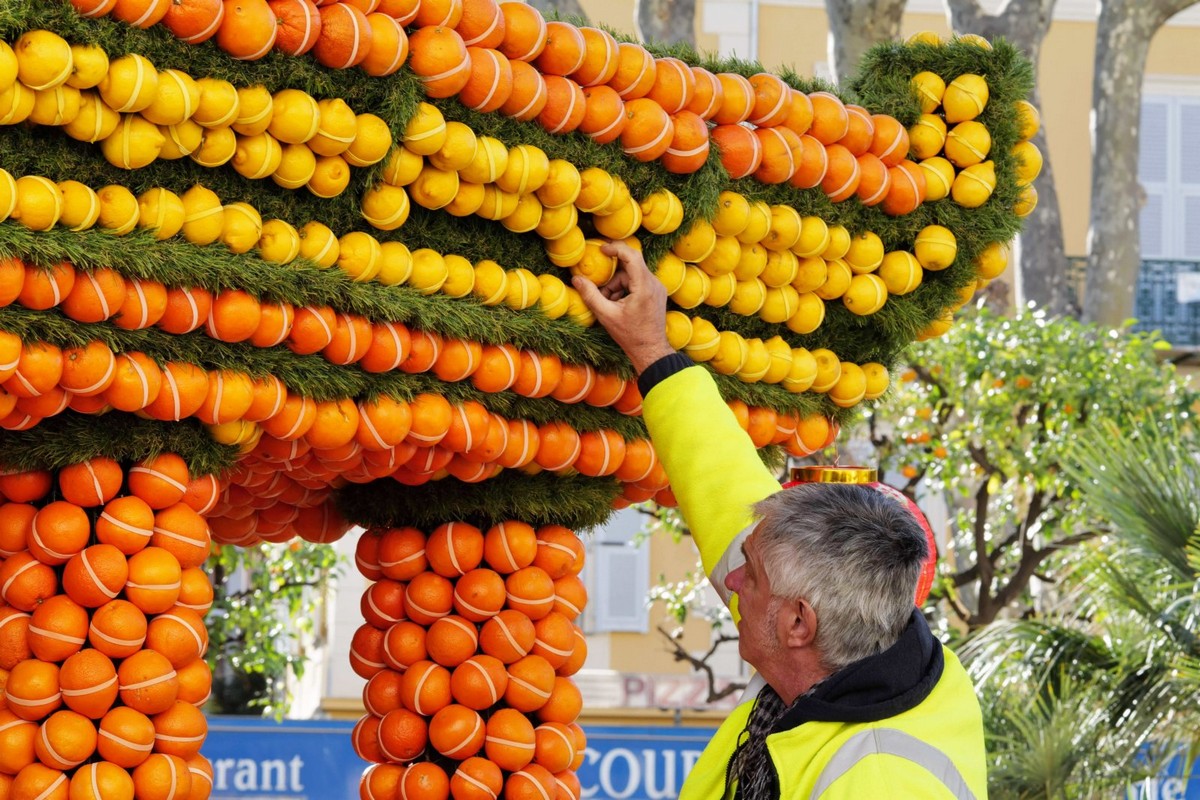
583, 508, 650, 633
1139, 92, 1200, 259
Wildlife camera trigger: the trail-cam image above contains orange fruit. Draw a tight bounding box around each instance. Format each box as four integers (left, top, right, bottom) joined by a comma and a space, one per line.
537, 74, 586, 135
809, 91, 850, 144
881, 159, 926, 216
457, 0, 505, 47
216, 0, 278, 60
574, 430, 626, 478
158, 287, 213, 335
129, 453, 190, 510
748, 72, 791, 127
838, 104, 875, 155
789, 133, 827, 189
360, 12, 408, 75
536, 676, 582, 723
870, 112, 910, 167
69, 761, 136, 800
414, 0, 461, 26
512, 350, 562, 399
0, 503, 35, 559
204, 288, 262, 343
101, 352, 163, 413
29, 500, 90, 566
98, 706, 155, 768
753, 125, 802, 184
530, 611, 575, 669
485, 707, 536, 771
324, 312, 374, 366
534, 526, 583, 578
507, 764, 557, 800
58, 340, 116, 397
427, 615, 479, 668
686, 66, 723, 119
313, 2, 374, 68
61, 267, 126, 323
112, 0, 171, 27
535, 20, 584, 76
856, 153, 891, 206
620, 97, 673, 161
163, 0, 225, 43
573, 26, 618, 86
646, 56, 695, 114
0, 708, 37, 774
132, 753, 192, 800
459, 46, 513, 112
125, 546, 183, 615
70, 0, 118, 16
579, 84, 625, 144
17, 261, 74, 311
151, 503, 211, 569
142, 362, 210, 423
28, 594, 88, 661
498, 1, 546, 61
429, 703, 485, 759
63, 543, 129, 607
398, 660, 452, 716
56, 457, 122, 507
176, 658, 212, 708
608, 42, 656, 99
551, 574, 586, 619
408, 25, 471, 97
426, 521, 484, 577
711, 123, 762, 180
118, 650, 179, 716
712, 72, 754, 125
5, 659, 61, 721
505, 565, 555, 619
88, 599, 147, 659
405, 571, 455, 625
34, 708, 98, 770
500, 59, 547, 120
451, 758, 503, 800
449, 654, 507, 710
151, 699, 207, 759
269, 0, 322, 55
479, 609, 535, 664
660, 110, 710, 174
399, 762, 450, 799
821, 143, 861, 202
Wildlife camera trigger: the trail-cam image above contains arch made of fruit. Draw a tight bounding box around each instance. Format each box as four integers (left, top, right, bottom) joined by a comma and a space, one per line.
0, 0, 1036, 797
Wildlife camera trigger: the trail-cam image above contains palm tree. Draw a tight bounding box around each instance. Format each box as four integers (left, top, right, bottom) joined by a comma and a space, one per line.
959, 415, 1200, 798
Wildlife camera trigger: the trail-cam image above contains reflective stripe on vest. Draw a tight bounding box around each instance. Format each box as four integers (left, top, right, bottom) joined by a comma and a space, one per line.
808, 728, 977, 800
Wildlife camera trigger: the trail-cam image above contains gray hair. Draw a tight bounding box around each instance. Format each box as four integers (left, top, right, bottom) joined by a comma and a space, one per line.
752, 484, 927, 671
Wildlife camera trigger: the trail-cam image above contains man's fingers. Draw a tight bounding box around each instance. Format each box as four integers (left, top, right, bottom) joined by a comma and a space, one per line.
571, 275, 616, 320
601, 240, 650, 288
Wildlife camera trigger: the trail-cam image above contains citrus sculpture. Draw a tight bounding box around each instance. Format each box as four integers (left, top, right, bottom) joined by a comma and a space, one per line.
0, 0, 1037, 796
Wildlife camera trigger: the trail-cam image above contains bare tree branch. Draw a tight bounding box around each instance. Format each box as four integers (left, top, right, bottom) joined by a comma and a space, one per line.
656, 625, 745, 702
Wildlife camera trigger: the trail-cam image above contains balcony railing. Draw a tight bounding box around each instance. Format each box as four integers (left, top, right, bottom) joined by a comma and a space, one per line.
1066, 257, 1200, 351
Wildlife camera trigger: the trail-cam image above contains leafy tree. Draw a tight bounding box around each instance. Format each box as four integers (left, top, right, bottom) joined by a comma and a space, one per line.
864, 307, 1196, 627
206, 541, 341, 716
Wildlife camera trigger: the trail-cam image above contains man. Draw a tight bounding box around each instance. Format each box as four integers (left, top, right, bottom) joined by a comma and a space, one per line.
573, 241, 988, 799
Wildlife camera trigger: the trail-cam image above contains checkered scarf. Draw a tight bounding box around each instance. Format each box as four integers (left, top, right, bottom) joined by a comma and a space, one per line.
730, 684, 792, 799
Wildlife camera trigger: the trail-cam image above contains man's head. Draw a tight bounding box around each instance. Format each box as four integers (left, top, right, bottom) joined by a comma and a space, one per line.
746, 483, 928, 675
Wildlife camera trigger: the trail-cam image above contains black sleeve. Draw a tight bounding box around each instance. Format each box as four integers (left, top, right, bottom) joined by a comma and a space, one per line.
636, 352, 696, 398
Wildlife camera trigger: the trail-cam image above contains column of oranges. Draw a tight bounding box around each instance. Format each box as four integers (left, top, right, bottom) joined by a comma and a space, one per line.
0, 455, 216, 800
351, 518, 589, 800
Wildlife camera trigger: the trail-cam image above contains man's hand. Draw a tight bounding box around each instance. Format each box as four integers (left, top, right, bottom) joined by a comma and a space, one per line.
572, 240, 676, 374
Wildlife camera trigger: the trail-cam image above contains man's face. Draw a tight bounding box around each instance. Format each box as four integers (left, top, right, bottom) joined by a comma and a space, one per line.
724, 528, 782, 670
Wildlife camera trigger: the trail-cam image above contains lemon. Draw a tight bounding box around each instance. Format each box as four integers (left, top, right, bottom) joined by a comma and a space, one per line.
910, 71, 945, 115
1014, 100, 1040, 141
180, 184, 226, 245
574, 167, 615, 213
0, 168, 17, 221
141, 69, 198, 126
310, 97, 358, 157
0, 41, 16, 93
821, 225, 852, 261
877, 251, 923, 295
57, 180, 100, 231
378, 241, 413, 286
791, 255, 827, 293
231, 131, 282, 180
220, 202, 262, 254
501, 193, 544, 233
843, 231, 885, 275
497, 144, 550, 195
704, 272, 737, 308
564, 286, 594, 326
733, 241, 767, 281
842, 274, 888, 315
442, 254, 476, 297
763, 205, 801, 251
711, 190, 750, 237
917, 311, 954, 341
361, 183, 411, 231
544, 226, 586, 267
670, 265, 711, 309
785, 292, 825, 335
272, 143, 317, 189
572, 239, 618, 286
136, 187, 185, 240
0, 81, 35, 125
472, 259, 508, 304
906, 30, 942, 46
409, 164, 459, 210
402, 102, 447, 155
664, 310, 692, 350
951, 161, 996, 208
193, 78, 240, 128
99, 53, 158, 113
975, 241, 1008, 280
458, 135, 508, 184
710, 331, 748, 375
1012, 140, 1043, 186
724, 277, 765, 316
345, 113, 392, 167
338, 231, 382, 282
639, 188, 683, 234
762, 336, 793, 384
159, 119, 204, 159
307, 155, 351, 198
297, 221, 339, 267
445, 180, 485, 217
759, 285, 800, 323
943, 73, 989, 123
593, 199, 642, 239
536, 159, 582, 209
534, 202, 577, 240
101, 115, 164, 169
477, 185, 518, 221
537, 273, 570, 318
15, 30, 73, 91
380, 146, 423, 187
268, 88, 320, 144
683, 317, 720, 361
97, 184, 140, 235
919, 157, 955, 202
1014, 184, 1038, 217
914, 225, 957, 271
782, 348, 818, 393
944, 120, 991, 168
829, 362, 866, 408
189, 125, 236, 168
908, 113, 947, 160
672, 219, 717, 262
67, 44, 108, 90
409, 248, 449, 295
232, 84, 273, 136
761, 249, 799, 288
791, 216, 830, 259
29, 85, 81, 126
815, 258, 852, 300
957, 33, 992, 49
427, 120, 477, 171
257, 218, 300, 264
861, 363, 890, 399
809, 348, 842, 393
698, 235, 742, 277
652, 252, 686, 294
737, 201, 772, 245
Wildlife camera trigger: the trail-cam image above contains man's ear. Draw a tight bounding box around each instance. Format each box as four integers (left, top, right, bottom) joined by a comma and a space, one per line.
783, 598, 818, 649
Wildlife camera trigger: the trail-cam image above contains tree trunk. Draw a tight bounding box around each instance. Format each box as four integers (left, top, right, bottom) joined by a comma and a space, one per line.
528, 0, 589, 22
635, 0, 696, 47
1083, 0, 1198, 327
825, 0, 907, 84
944, 0, 1075, 315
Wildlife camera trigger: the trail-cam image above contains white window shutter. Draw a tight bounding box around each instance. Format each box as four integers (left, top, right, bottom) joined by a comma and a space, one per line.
1179, 100, 1200, 186
1141, 191, 1167, 258
588, 508, 650, 633
1183, 196, 1200, 259
1139, 99, 1170, 184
